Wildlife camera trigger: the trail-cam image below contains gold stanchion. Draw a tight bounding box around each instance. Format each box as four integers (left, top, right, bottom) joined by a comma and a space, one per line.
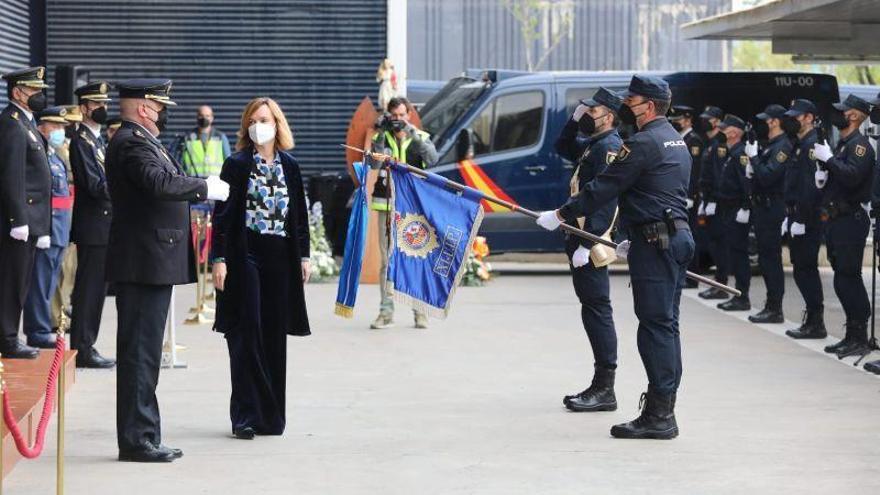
185, 216, 213, 325
57, 314, 68, 495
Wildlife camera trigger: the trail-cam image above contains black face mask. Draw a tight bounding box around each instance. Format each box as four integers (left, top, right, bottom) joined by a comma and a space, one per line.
871, 107, 880, 125
154, 107, 168, 133
671, 120, 684, 132
578, 115, 596, 135
90, 106, 108, 125
26, 92, 47, 113
197, 117, 210, 128
829, 110, 848, 130
620, 101, 652, 127
782, 116, 801, 136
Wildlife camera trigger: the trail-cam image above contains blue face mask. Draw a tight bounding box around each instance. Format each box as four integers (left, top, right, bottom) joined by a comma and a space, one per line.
48, 129, 66, 148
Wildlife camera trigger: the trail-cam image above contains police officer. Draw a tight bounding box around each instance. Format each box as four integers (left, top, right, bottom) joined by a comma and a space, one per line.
670, 105, 705, 288
69, 81, 115, 368
714, 115, 753, 311
813, 95, 874, 358
106, 116, 122, 141
747, 105, 791, 324
107, 79, 230, 462
554, 88, 622, 412
0, 67, 51, 359
782, 99, 826, 339
368, 96, 438, 330
537, 75, 694, 440
697, 106, 730, 300
864, 94, 880, 375
22, 107, 73, 348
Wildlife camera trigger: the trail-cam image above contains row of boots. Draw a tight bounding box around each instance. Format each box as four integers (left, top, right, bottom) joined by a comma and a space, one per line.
563, 367, 678, 440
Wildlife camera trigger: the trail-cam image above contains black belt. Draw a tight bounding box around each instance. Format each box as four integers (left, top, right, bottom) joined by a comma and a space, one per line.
630, 219, 690, 250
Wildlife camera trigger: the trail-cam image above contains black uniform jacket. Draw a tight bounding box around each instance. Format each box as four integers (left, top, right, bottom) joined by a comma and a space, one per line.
70, 124, 112, 245
0, 104, 51, 237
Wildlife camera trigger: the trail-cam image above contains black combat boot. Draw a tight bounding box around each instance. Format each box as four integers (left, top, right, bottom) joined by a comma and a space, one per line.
748, 301, 784, 324
698, 287, 728, 300
610, 390, 678, 440
863, 360, 880, 375
824, 323, 852, 354
785, 309, 827, 339
834, 321, 869, 359
717, 295, 751, 311
563, 366, 617, 412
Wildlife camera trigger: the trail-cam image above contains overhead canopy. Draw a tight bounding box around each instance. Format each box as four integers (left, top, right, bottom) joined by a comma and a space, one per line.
682, 0, 880, 62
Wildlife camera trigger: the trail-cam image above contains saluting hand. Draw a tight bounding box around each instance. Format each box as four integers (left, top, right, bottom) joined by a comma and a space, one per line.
213, 262, 227, 291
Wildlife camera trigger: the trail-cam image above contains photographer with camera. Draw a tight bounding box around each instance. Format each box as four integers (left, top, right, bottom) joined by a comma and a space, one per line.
369, 96, 438, 330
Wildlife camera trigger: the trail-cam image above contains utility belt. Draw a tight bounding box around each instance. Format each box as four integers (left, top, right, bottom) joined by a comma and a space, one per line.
752, 193, 782, 208
629, 218, 690, 251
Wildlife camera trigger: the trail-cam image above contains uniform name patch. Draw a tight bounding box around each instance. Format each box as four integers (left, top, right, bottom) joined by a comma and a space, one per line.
855, 144, 867, 157
663, 140, 686, 148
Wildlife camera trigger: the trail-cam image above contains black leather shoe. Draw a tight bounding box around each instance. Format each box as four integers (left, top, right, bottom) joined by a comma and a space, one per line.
76, 348, 116, 369
119, 444, 176, 463
233, 427, 256, 440
785, 310, 827, 339
824, 323, 853, 354
564, 367, 617, 412
863, 360, 880, 374
698, 287, 729, 300
748, 303, 784, 324
27, 334, 57, 349
1, 341, 39, 359
610, 391, 678, 440
717, 296, 751, 311
831, 322, 868, 359
153, 443, 183, 458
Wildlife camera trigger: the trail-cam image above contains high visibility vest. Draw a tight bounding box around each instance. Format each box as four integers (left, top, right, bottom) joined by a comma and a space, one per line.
370, 129, 429, 210
182, 132, 225, 177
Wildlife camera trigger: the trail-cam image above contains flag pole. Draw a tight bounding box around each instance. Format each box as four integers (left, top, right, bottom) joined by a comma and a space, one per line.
341, 145, 740, 297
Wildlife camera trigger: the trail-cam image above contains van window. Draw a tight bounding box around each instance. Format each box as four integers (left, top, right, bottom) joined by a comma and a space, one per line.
565, 88, 598, 114
470, 91, 544, 156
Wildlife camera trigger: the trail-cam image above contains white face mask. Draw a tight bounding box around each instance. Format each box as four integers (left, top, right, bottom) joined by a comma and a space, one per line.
248, 122, 276, 145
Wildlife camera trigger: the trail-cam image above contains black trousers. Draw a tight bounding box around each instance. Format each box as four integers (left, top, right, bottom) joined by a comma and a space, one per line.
566, 238, 617, 370
721, 208, 751, 298
0, 237, 37, 347
706, 208, 730, 283
753, 199, 786, 307
789, 219, 824, 312
226, 232, 290, 435
116, 282, 171, 451
826, 212, 871, 324
70, 244, 108, 352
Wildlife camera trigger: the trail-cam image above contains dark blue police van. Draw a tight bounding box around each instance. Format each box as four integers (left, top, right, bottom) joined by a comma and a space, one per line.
417, 70, 841, 253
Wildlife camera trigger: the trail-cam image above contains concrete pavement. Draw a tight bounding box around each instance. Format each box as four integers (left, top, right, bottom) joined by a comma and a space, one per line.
6, 266, 880, 494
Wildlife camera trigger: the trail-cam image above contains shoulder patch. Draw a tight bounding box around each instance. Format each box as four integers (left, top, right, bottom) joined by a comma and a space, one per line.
740, 155, 749, 167
691, 146, 701, 157
717, 147, 727, 158
855, 144, 867, 157
808, 149, 816, 161
775, 151, 788, 163
606, 150, 617, 165
615, 145, 630, 162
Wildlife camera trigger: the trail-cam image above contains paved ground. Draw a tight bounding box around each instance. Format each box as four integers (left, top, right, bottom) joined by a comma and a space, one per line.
6, 264, 880, 494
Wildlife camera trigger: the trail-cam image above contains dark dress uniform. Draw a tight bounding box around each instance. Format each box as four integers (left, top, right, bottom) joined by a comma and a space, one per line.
748, 105, 791, 323
106, 80, 207, 461
0, 67, 51, 359
697, 106, 729, 300
212, 148, 311, 437
715, 116, 753, 310
69, 81, 114, 368
553, 76, 694, 440
23, 107, 73, 347
553, 87, 622, 412
818, 95, 875, 357
783, 99, 826, 339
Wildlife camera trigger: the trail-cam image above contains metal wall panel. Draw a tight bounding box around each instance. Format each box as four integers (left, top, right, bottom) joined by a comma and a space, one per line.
0, 0, 32, 107
408, 0, 732, 81
46, 0, 387, 175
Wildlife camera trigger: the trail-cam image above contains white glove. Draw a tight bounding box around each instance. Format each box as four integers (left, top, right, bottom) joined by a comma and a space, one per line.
697, 201, 706, 216
35, 235, 51, 249
9, 225, 28, 242
814, 165, 828, 189
615, 240, 631, 260
813, 140, 833, 162
790, 222, 806, 237
572, 104, 589, 122
745, 140, 758, 158
536, 210, 562, 231
735, 209, 750, 224
780, 217, 789, 236
686, 198, 694, 210
745, 161, 754, 179
205, 175, 230, 201
705, 202, 717, 216
571, 245, 590, 268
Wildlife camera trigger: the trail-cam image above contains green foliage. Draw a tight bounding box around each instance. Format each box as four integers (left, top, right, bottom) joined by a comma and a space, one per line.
733, 40, 880, 85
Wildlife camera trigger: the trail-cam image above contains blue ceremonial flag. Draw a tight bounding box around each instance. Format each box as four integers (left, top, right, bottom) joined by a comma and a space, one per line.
334, 161, 369, 318
387, 162, 485, 318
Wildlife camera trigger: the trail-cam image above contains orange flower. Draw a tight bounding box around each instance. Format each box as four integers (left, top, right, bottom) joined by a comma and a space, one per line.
472, 236, 490, 259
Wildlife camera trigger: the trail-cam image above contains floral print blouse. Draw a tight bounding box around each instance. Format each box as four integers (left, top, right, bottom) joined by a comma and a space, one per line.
245, 152, 289, 237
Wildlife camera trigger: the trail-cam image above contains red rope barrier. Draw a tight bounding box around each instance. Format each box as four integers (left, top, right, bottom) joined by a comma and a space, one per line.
2, 336, 66, 459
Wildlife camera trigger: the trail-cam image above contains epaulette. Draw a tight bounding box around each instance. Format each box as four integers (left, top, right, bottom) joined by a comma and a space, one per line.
133, 129, 145, 139
11, 111, 18, 121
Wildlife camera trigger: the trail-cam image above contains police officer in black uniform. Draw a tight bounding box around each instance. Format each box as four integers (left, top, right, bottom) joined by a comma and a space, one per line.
715, 115, 753, 311
669, 105, 705, 288
107, 79, 230, 462
537, 75, 694, 440
0, 67, 51, 359
697, 106, 730, 300
782, 99, 826, 339
747, 105, 791, 324
554, 87, 623, 412
69, 81, 115, 369
814, 94, 874, 358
